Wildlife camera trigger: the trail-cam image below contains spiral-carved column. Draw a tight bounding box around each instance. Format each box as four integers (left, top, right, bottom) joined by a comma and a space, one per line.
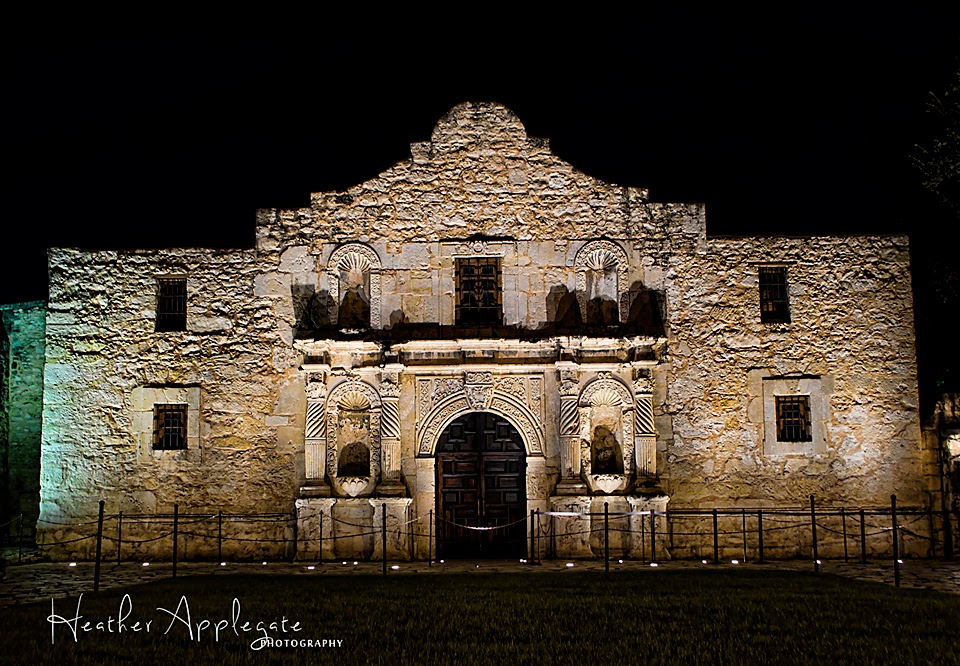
633, 373, 656, 479
556, 364, 585, 494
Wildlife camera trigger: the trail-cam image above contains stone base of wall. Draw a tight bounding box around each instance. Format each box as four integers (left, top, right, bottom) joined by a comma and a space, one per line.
547, 495, 670, 559
295, 496, 414, 561
37, 514, 295, 562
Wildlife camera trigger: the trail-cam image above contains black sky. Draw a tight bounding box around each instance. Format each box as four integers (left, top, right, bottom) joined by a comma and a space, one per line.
3, 14, 959, 403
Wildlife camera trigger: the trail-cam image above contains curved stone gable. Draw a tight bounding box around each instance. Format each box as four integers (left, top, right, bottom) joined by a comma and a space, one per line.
259, 101, 672, 245
428, 101, 533, 153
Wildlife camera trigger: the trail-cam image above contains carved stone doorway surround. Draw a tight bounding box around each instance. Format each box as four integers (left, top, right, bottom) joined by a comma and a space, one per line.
412, 371, 549, 559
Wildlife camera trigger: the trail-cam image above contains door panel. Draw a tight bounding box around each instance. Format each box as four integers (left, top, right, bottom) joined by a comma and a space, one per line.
437, 412, 526, 558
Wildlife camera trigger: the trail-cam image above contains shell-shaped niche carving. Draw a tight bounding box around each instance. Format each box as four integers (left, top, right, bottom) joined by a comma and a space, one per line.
337, 252, 372, 273
584, 248, 618, 272
590, 387, 624, 408
338, 391, 371, 412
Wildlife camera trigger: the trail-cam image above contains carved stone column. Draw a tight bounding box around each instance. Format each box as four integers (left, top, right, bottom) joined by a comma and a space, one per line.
302, 373, 330, 496
633, 373, 656, 480
556, 364, 586, 495
414, 457, 436, 560
378, 368, 405, 496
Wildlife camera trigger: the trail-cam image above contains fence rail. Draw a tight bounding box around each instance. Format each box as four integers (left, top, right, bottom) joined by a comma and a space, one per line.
23, 495, 960, 590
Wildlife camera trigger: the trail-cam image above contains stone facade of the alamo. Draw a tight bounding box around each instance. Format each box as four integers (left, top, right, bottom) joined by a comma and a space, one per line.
32, 102, 937, 561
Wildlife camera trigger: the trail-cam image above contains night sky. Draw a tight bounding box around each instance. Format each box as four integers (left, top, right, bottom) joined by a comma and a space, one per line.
4, 15, 958, 409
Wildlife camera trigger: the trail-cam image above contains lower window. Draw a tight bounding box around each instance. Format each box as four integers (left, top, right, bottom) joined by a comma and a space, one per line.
775, 395, 812, 442
153, 404, 188, 450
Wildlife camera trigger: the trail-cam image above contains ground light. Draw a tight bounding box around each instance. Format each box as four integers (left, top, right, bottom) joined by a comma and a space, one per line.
650, 563, 659, 567
142, 562, 149, 567
262, 561, 267, 566
732, 560, 740, 565
565, 563, 574, 568
68, 562, 76, 567
307, 566, 315, 570
391, 565, 400, 570
220, 562, 226, 566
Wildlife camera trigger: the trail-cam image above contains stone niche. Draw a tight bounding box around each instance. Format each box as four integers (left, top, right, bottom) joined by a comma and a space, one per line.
578, 374, 636, 494
325, 379, 383, 498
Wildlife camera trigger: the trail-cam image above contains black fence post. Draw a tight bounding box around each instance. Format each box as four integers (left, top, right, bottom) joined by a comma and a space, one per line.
741, 508, 747, 563
317, 510, 322, 566
94, 500, 104, 593
891, 495, 900, 588
172, 504, 179, 579
860, 508, 867, 563
927, 503, 936, 558
712, 508, 719, 564
841, 507, 848, 562
810, 495, 819, 574
640, 512, 646, 563
604, 502, 609, 574
536, 509, 542, 565
217, 511, 223, 562
291, 510, 298, 563
757, 510, 765, 564
17, 514, 24, 564
429, 509, 433, 566
117, 511, 123, 565
650, 510, 657, 565
381, 503, 387, 576
943, 505, 954, 561
530, 509, 535, 561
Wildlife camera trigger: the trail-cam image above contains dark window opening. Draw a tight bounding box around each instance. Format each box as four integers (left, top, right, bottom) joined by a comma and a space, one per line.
456, 258, 502, 325
153, 404, 188, 450
775, 395, 811, 442
156, 278, 187, 332
759, 266, 790, 323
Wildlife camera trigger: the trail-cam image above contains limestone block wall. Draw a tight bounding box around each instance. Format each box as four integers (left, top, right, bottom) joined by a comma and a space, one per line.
39, 248, 304, 557
34, 101, 932, 560
0, 301, 46, 539
252, 102, 704, 333
660, 235, 926, 515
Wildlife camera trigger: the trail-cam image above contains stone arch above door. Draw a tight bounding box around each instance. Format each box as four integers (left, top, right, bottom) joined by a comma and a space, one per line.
417, 383, 544, 457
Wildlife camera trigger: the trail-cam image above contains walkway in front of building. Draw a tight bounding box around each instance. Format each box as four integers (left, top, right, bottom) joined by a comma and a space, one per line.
2, 550, 959, 607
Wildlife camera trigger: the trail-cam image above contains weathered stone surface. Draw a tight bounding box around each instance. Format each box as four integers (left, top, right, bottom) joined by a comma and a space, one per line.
32, 102, 932, 560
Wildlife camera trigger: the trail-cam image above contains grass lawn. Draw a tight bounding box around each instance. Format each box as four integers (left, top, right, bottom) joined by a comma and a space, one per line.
1, 569, 958, 665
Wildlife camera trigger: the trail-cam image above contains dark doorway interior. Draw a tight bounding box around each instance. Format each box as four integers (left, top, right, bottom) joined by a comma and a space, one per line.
436, 412, 526, 558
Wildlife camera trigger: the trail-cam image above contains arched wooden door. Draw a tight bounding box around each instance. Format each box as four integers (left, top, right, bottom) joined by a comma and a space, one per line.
436, 412, 526, 558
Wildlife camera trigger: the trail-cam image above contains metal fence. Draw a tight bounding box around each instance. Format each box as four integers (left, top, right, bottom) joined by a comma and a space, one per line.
20, 495, 960, 591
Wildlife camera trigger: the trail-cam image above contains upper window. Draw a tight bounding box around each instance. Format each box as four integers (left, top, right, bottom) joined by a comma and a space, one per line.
775, 395, 812, 442
156, 278, 187, 332
758, 266, 790, 323
153, 403, 188, 450
455, 257, 502, 325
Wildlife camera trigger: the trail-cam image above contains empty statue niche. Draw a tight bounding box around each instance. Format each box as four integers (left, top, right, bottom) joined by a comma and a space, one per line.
337, 254, 371, 328
336, 391, 372, 478
591, 425, 624, 474
584, 248, 619, 326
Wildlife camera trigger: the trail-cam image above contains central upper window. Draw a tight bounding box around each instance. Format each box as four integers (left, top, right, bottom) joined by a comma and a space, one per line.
455, 257, 502, 325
